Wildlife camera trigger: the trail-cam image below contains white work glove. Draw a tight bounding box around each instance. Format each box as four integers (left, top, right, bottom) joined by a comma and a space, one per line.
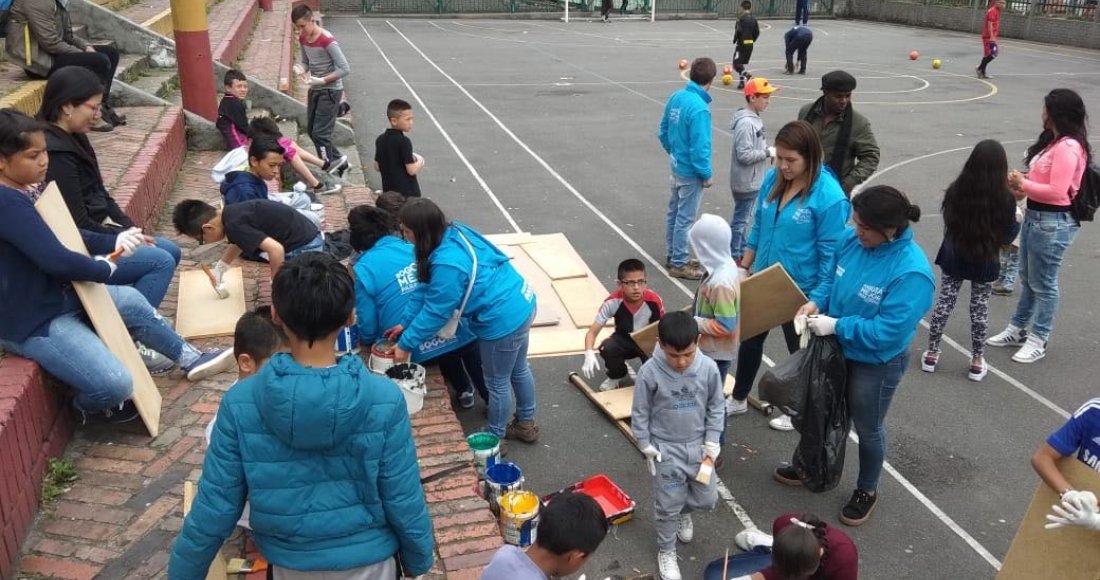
292, 63, 306, 76
767, 146, 777, 158
793, 314, 810, 349
737, 267, 750, 281
94, 255, 118, 277
213, 260, 231, 285
581, 349, 600, 379
308, 76, 327, 87
641, 444, 662, 476
704, 441, 721, 461
114, 227, 144, 257
807, 315, 837, 337
1046, 490, 1100, 531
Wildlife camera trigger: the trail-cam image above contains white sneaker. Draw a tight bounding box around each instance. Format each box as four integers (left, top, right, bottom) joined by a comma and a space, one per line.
726, 396, 748, 416
677, 514, 693, 543
599, 376, 623, 391
627, 365, 637, 379
987, 326, 1028, 347
769, 413, 794, 431
968, 358, 989, 381
1011, 336, 1046, 364
734, 527, 774, 551
657, 550, 681, 580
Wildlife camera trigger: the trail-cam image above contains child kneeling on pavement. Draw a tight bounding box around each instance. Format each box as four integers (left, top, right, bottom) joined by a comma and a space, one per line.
632, 311, 725, 580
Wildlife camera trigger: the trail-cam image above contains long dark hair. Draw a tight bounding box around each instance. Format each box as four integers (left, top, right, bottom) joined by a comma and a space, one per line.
772, 514, 829, 580
768, 120, 824, 203
398, 198, 448, 284
347, 205, 396, 252
1024, 89, 1090, 166
942, 140, 1016, 261
37, 66, 104, 123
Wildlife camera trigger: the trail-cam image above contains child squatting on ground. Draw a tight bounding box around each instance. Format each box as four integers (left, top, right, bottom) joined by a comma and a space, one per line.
632, 311, 725, 580
581, 258, 665, 391
169, 253, 435, 579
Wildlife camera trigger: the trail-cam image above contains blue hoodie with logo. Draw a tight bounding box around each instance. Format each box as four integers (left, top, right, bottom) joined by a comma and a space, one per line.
658, 81, 714, 181
816, 228, 934, 364
398, 223, 535, 351
220, 170, 269, 205
746, 167, 850, 306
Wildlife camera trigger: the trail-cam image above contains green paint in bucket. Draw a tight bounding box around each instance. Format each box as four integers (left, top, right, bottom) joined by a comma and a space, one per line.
467, 432, 501, 478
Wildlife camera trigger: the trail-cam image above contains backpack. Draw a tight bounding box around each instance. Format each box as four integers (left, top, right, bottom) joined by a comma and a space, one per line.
1070, 158, 1100, 223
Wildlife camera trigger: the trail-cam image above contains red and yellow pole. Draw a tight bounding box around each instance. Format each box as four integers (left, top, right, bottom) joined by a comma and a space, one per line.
170, 0, 217, 121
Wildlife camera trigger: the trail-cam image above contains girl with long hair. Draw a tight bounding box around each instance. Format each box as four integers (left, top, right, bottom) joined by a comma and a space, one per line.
923, 140, 1018, 381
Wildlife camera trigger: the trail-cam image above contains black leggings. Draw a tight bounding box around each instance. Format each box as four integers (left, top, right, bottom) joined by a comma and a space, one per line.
427, 341, 488, 402
732, 321, 801, 401
49, 45, 120, 105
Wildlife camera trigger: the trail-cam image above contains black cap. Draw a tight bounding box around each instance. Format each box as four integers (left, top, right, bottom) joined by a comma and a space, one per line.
821, 70, 857, 92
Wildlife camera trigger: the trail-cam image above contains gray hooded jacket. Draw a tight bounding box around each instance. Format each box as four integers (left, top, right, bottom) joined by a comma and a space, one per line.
729, 108, 769, 197
631, 345, 725, 449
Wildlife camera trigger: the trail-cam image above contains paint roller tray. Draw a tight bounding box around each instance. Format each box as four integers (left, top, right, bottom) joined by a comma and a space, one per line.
541, 474, 635, 525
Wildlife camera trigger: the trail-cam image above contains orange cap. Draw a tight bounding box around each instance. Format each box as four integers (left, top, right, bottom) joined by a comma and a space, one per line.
744, 77, 778, 97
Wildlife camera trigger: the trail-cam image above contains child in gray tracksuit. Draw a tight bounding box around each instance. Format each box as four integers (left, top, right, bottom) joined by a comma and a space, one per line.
631, 311, 725, 580
728, 77, 777, 262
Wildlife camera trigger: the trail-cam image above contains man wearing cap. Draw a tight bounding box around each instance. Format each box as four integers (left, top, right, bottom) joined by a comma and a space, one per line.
659, 57, 717, 281
728, 77, 777, 265
798, 70, 880, 196
783, 25, 813, 75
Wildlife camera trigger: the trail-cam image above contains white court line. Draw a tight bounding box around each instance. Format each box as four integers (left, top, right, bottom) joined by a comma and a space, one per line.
355, 20, 522, 234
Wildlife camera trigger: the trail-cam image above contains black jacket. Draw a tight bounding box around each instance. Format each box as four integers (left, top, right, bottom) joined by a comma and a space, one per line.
44, 124, 134, 234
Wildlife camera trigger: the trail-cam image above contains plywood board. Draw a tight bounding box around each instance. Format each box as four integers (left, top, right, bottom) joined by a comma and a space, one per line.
593, 386, 635, 420
485, 232, 534, 247
183, 482, 230, 580
508, 249, 561, 327
741, 264, 808, 341
553, 276, 610, 329
176, 268, 247, 339
631, 320, 659, 356
529, 327, 590, 357
521, 233, 588, 280
35, 184, 162, 437
998, 458, 1100, 580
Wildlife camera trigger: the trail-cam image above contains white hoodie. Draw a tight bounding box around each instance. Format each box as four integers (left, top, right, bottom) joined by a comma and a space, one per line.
689, 214, 741, 361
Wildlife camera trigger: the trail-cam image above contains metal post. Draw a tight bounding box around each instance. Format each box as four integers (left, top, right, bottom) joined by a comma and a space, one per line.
650, 0, 656, 20
170, 0, 217, 121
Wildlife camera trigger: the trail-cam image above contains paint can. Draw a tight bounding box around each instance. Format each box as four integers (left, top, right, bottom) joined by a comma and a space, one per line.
335, 324, 359, 355
310, 203, 327, 231
466, 432, 501, 478
385, 363, 426, 415
482, 462, 524, 516
499, 490, 540, 547
369, 339, 397, 374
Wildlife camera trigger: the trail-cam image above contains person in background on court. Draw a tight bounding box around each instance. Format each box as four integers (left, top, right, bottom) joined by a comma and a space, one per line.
728, 77, 777, 265
785, 185, 934, 527
794, 0, 809, 25
783, 25, 813, 76
798, 71, 880, 196
658, 57, 717, 281
1031, 397, 1100, 533
374, 99, 423, 198
601, 0, 613, 22
581, 258, 665, 392
976, 0, 1005, 79
706, 512, 858, 580
732, 1, 760, 89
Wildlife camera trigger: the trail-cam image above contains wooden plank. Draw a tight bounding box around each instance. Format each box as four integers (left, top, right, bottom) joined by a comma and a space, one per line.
553, 276, 610, 329
521, 233, 588, 280
593, 387, 635, 420
34, 184, 162, 437
529, 327, 590, 357
998, 458, 1100, 580
183, 482, 230, 580
484, 232, 533, 247
176, 268, 247, 339
508, 248, 562, 328
631, 320, 659, 356
741, 263, 808, 341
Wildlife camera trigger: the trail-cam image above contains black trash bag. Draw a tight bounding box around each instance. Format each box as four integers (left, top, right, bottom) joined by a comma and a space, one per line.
322, 228, 355, 262
758, 346, 813, 419
792, 335, 849, 493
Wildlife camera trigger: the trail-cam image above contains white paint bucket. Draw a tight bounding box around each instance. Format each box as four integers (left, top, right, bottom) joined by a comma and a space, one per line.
369, 339, 396, 374
466, 432, 501, 478
385, 363, 426, 416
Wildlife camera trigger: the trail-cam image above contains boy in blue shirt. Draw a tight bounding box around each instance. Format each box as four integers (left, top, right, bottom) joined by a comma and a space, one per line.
169, 253, 434, 579
1031, 398, 1100, 532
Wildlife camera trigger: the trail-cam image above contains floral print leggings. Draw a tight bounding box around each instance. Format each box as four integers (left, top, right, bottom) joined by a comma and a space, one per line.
927, 274, 993, 358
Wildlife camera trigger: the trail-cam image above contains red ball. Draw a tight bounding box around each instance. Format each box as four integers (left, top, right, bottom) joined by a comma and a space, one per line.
909, 50, 920, 60
678, 59, 689, 70
723, 64, 733, 75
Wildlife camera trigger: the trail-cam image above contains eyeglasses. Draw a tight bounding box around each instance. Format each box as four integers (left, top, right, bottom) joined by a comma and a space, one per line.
81, 102, 102, 115
618, 279, 647, 287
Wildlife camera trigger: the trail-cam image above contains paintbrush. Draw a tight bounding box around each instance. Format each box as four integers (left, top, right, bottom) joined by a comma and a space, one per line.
695, 457, 714, 485
201, 264, 230, 299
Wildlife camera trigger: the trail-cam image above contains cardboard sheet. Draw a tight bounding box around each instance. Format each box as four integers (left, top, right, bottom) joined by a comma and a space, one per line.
484, 232, 533, 247
631, 320, 659, 356
521, 233, 588, 280
741, 264, 808, 340
507, 249, 562, 328
528, 327, 591, 358
997, 458, 1100, 580
553, 276, 609, 328
176, 268, 247, 339
35, 184, 162, 437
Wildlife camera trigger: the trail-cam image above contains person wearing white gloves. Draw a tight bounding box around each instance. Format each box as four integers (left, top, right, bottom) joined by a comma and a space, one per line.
581, 259, 665, 391
1032, 396, 1100, 532
782, 185, 934, 527
631, 312, 725, 580
291, 4, 351, 177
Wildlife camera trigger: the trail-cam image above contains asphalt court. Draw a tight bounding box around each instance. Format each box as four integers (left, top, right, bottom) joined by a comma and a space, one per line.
335, 16, 1100, 579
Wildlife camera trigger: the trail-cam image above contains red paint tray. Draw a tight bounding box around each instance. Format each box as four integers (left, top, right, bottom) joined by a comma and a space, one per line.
541, 473, 636, 525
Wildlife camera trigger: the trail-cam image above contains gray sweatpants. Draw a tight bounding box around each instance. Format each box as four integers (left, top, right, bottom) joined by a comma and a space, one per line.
307, 87, 344, 164
273, 557, 396, 580
653, 438, 718, 550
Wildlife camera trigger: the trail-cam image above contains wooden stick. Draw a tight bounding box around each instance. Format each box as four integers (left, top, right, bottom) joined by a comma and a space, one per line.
722, 547, 729, 580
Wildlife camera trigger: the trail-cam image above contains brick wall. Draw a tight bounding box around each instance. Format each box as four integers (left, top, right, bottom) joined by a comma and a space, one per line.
845, 0, 1100, 48
117, 108, 188, 229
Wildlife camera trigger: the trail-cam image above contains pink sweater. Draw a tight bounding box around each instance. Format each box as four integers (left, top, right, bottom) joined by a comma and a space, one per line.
1022, 138, 1086, 206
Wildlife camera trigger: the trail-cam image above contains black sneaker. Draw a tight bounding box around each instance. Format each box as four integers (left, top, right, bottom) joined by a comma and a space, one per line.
326, 155, 350, 178
103, 401, 141, 424
773, 465, 803, 486
839, 489, 878, 526
337, 101, 351, 117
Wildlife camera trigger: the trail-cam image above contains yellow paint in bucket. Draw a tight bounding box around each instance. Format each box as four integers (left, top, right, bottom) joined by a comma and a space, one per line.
499, 490, 540, 547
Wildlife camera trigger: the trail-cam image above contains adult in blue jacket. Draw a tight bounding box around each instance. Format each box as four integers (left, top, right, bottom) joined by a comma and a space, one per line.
348, 204, 487, 409
783, 185, 934, 527
391, 199, 539, 443
658, 57, 716, 280
732, 120, 850, 425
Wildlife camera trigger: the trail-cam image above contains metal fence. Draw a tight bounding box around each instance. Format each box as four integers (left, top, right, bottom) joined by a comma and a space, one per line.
361, 0, 832, 17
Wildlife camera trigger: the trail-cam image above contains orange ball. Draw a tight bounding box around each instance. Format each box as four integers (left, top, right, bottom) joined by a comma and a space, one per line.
678, 59, 689, 70
723, 64, 733, 75
909, 50, 919, 60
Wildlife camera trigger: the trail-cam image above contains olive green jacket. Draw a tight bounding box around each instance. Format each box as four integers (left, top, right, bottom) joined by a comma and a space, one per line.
5, 0, 88, 76
798, 100, 881, 194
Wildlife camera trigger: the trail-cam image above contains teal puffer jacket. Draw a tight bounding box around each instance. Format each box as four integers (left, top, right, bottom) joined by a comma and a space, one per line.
168, 353, 434, 579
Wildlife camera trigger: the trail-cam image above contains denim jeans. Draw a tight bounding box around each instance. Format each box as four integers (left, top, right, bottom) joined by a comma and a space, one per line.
666, 171, 705, 268
729, 192, 757, 261
428, 341, 489, 402
286, 234, 326, 259
704, 547, 772, 579
0, 286, 193, 413
1010, 210, 1078, 341
847, 351, 909, 492
480, 309, 537, 437
997, 245, 1020, 289
110, 237, 181, 308
795, 0, 809, 23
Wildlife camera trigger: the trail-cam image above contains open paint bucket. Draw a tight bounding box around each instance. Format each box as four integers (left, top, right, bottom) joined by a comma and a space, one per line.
335, 324, 359, 355
483, 462, 524, 516
369, 340, 397, 374
499, 490, 540, 547
467, 432, 501, 478
385, 363, 426, 415
310, 203, 327, 231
